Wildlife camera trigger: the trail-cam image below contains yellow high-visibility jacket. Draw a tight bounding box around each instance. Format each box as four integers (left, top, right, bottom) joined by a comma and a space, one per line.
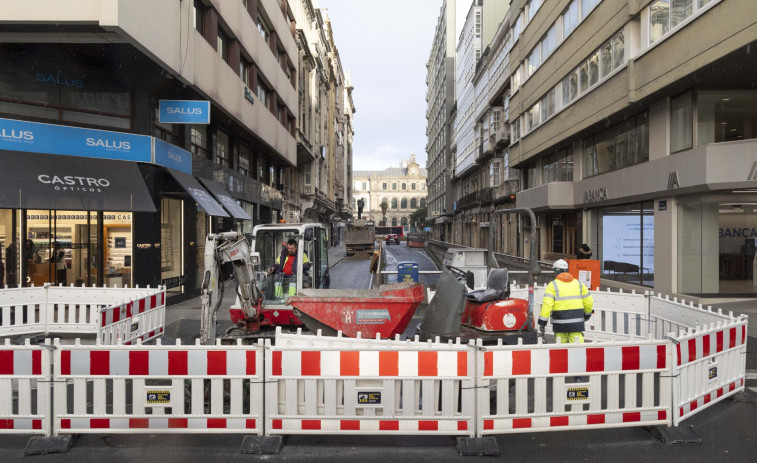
538, 273, 593, 333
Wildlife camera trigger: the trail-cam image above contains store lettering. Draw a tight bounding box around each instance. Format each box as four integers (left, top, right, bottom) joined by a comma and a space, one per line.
38, 175, 110, 187
35, 72, 84, 88
0, 128, 34, 141
85, 137, 131, 150
166, 107, 202, 115
719, 228, 757, 238
583, 187, 608, 203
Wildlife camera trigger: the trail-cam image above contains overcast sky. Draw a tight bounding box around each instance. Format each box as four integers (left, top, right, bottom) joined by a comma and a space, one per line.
319, 0, 462, 172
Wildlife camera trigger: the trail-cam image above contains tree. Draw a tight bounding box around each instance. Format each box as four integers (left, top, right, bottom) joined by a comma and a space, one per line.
409, 204, 428, 232
379, 201, 388, 226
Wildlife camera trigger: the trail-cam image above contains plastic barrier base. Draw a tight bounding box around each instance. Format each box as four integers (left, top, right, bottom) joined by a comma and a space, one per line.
240, 435, 284, 454
24, 435, 74, 456
456, 436, 500, 456
646, 425, 701, 444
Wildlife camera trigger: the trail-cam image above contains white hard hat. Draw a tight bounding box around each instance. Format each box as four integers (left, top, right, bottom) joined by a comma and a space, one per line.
553, 259, 569, 273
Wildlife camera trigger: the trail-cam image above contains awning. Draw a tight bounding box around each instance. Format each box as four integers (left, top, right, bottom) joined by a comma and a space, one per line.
198, 178, 252, 220
164, 169, 229, 217
0, 149, 156, 212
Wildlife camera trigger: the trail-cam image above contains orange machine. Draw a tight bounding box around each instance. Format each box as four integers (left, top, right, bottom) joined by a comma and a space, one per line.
567, 259, 600, 290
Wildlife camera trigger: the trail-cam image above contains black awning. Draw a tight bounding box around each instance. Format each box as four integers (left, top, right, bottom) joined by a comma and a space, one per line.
0, 149, 156, 212
164, 168, 229, 217
198, 178, 252, 220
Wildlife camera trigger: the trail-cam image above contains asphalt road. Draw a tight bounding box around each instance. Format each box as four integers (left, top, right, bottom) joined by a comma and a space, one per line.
1, 243, 756, 461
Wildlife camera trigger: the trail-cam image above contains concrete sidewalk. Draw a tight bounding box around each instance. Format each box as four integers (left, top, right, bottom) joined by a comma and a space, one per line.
163, 243, 347, 342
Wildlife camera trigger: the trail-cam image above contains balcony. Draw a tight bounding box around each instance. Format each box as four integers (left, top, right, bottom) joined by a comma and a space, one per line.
493, 179, 519, 203
491, 124, 510, 148
457, 187, 493, 210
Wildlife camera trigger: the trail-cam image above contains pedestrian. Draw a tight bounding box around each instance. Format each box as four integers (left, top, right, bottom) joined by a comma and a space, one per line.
54, 242, 67, 286
0, 251, 5, 289
577, 243, 592, 259
538, 259, 593, 344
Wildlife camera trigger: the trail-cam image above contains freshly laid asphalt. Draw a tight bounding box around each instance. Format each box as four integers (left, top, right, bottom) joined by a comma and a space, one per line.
1, 243, 756, 461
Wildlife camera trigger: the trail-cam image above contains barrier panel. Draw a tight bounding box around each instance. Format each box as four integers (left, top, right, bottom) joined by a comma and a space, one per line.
266, 331, 476, 436
99, 291, 166, 345
0, 285, 164, 343
0, 338, 52, 436
51, 338, 265, 435
476, 337, 672, 436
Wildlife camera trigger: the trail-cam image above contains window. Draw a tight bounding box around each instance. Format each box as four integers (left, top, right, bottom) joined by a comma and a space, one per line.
400, 198, 407, 209
420, 198, 426, 208
475, 11, 481, 37
581, 0, 600, 19
421, 183, 425, 190
362, 182, 367, 190
215, 129, 230, 168
583, 112, 649, 178
697, 90, 757, 146
527, 46, 541, 76
383, 182, 387, 190
193, 0, 204, 34
527, 0, 542, 23
402, 183, 406, 190
411, 198, 417, 208
490, 160, 502, 187
392, 217, 398, 226
563, 1, 579, 38
217, 29, 229, 63
238, 143, 252, 177
240, 57, 251, 86
391, 198, 398, 209
153, 107, 179, 145
257, 81, 271, 108
392, 183, 397, 190
671, 91, 693, 152
258, 18, 270, 45
542, 148, 573, 183
411, 183, 416, 190
191, 125, 208, 159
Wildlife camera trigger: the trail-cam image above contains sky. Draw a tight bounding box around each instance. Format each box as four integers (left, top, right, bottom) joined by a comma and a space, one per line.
319, 0, 459, 172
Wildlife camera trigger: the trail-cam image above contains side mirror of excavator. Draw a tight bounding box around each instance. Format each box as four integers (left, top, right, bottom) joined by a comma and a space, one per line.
249, 252, 260, 266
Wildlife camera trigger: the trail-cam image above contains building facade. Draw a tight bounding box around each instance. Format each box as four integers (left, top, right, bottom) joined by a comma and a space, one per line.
353, 155, 428, 229
441, 0, 757, 299
0, 0, 353, 300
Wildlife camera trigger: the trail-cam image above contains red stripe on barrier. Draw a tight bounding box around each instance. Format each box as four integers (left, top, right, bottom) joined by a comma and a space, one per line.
379, 351, 398, 376
169, 351, 187, 375
149, 331, 155, 339
340, 351, 359, 376
418, 351, 437, 376
0, 420, 12, 429
129, 351, 149, 375
272, 419, 282, 430
139, 298, 146, 314
621, 346, 640, 371
513, 418, 531, 429
301, 419, 321, 429
379, 421, 399, 431
90, 351, 110, 375
0, 351, 11, 375
679, 407, 684, 417
208, 419, 226, 429
729, 382, 736, 392
207, 351, 227, 375
483, 420, 494, 430
32, 350, 41, 375
301, 351, 320, 376
419, 421, 438, 431
272, 351, 282, 376
622, 412, 640, 422
484, 352, 493, 377
458, 421, 468, 431
151, 295, 157, 311
130, 419, 149, 428
61, 350, 71, 375
91, 419, 109, 428
550, 416, 569, 427
716, 331, 724, 353
113, 307, 121, 323
658, 411, 667, 421
587, 415, 605, 425
702, 334, 711, 358
743, 325, 747, 345
126, 302, 133, 318
676, 343, 681, 367
703, 394, 711, 405
101, 312, 107, 327
687, 339, 696, 363
657, 345, 666, 369
512, 350, 531, 375
33, 420, 41, 430
169, 419, 187, 428
246, 351, 256, 376
717, 388, 724, 398
61, 419, 71, 429
246, 419, 256, 429
457, 352, 467, 376
550, 349, 568, 374
586, 348, 604, 372
340, 420, 360, 430
729, 328, 736, 349
690, 400, 698, 411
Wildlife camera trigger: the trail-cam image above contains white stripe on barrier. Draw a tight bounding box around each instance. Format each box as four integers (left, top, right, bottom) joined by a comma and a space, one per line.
0, 339, 52, 436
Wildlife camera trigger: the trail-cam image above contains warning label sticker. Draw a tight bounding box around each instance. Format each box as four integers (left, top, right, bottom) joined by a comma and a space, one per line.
567, 387, 589, 401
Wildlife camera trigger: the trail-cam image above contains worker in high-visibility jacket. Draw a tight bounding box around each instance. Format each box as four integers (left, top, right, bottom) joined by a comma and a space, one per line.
538, 259, 594, 343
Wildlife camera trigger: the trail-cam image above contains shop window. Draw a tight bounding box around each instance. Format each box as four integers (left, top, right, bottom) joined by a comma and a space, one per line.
671, 91, 693, 152
599, 202, 654, 286
161, 198, 184, 295
0, 209, 20, 288
104, 212, 132, 288
191, 125, 209, 159
238, 143, 253, 177
697, 90, 757, 146
215, 129, 230, 168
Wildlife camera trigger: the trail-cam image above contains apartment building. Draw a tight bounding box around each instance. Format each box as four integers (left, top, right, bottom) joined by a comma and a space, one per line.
353, 155, 428, 228
0, 0, 353, 300
464, 0, 757, 298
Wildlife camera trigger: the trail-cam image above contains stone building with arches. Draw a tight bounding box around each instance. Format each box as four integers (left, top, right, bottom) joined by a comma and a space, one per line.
353, 155, 427, 229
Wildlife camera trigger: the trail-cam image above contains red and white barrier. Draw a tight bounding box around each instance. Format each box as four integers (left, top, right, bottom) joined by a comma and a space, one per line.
0, 338, 52, 436
98, 291, 166, 345
52, 338, 264, 435
266, 331, 476, 436
476, 336, 672, 435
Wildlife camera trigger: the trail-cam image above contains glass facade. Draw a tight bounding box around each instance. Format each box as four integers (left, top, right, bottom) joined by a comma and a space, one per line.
597, 202, 654, 286
697, 90, 757, 146
161, 198, 184, 295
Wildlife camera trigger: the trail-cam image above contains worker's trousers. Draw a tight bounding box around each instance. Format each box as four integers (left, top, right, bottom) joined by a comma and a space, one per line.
554, 332, 584, 344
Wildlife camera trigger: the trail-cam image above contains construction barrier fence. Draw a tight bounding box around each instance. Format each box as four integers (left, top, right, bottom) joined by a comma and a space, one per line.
0, 290, 749, 441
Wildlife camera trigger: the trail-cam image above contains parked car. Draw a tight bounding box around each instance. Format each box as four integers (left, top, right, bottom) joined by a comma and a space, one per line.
385, 233, 400, 245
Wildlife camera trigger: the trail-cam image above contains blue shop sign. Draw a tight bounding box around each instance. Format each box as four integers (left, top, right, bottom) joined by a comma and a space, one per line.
158, 100, 210, 124
153, 138, 192, 174
0, 117, 151, 162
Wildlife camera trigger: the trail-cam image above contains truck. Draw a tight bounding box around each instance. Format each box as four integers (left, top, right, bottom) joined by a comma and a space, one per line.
344, 219, 375, 255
